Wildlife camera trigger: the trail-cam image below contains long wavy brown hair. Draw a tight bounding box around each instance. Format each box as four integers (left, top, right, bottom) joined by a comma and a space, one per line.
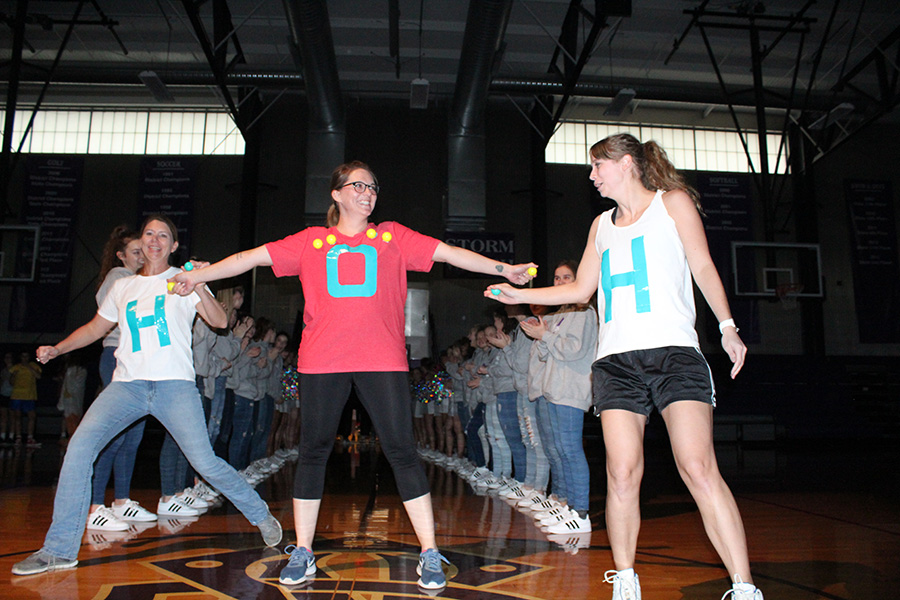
590, 133, 702, 212
98, 225, 139, 289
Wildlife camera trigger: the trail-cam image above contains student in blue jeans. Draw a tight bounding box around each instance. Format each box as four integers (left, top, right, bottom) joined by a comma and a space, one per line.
12, 214, 281, 577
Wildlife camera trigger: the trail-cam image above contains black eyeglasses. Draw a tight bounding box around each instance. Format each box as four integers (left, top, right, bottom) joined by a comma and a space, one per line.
341, 181, 380, 195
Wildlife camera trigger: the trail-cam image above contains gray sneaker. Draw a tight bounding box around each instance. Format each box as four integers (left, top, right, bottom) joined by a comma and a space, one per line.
12, 550, 78, 576
257, 513, 283, 547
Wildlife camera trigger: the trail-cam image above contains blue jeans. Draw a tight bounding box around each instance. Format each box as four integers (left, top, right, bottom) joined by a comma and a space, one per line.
496, 391, 527, 482
207, 375, 228, 442
159, 431, 190, 496
465, 403, 486, 467
519, 393, 549, 491
545, 401, 590, 513
484, 401, 511, 478
536, 396, 567, 503
92, 346, 146, 504
214, 388, 236, 458
228, 394, 256, 470
42, 380, 269, 560
250, 394, 275, 462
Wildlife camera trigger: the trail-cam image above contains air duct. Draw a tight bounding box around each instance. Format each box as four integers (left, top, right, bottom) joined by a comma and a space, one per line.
283, 0, 345, 223
447, 0, 512, 231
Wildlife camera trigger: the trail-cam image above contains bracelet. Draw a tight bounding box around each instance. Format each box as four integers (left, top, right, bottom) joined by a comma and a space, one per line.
718, 318, 739, 334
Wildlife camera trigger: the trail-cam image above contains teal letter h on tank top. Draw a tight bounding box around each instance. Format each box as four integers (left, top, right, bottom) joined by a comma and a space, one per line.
126, 295, 171, 352
601, 236, 651, 322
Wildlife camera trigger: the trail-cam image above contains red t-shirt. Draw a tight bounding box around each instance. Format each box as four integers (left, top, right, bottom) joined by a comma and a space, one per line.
266, 222, 440, 374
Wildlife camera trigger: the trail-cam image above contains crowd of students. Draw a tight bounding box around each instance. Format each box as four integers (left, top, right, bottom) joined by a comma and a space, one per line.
413, 260, 598, 546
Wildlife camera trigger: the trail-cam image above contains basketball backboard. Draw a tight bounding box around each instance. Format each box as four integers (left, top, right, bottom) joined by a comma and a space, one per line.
731, 242, 824, 298
0, 225, 40, 283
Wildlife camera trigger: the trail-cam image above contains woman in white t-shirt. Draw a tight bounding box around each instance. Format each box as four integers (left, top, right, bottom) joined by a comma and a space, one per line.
12, 214, 281, 578
88, 225, 155, 531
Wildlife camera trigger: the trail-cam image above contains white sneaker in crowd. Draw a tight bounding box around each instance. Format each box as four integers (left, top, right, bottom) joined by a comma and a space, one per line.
86, 506, 129, 531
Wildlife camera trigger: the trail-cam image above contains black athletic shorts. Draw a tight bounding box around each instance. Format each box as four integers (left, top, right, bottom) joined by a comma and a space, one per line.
592, 346, 716, 417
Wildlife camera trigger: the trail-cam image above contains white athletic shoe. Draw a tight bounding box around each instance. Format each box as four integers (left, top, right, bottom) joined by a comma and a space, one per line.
111, 499, 157, 522
518, 492, 547, 508
604, 569, 641, 600
721, 576, 764, 600
86, 506, 129, 531
176, 488, 209, 510
545, 512, 591, 534
157, 497, 201, 517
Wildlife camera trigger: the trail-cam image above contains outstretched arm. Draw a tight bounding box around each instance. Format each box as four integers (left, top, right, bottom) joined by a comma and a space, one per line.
170, 245, 273, 295
485, 215, 602, 307
37, 314, 116, 364
665, 189, 747, 378
432, 242, 537, 285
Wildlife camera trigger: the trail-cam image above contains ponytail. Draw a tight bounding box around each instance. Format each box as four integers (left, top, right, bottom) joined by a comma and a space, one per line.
326, 202, 340, 227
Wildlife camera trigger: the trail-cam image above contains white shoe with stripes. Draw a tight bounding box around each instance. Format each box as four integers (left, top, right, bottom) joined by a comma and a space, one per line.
111, 499, 157, 522
157, 496, 201, 517
544, 512, 591, 534
86, 506, 129, 531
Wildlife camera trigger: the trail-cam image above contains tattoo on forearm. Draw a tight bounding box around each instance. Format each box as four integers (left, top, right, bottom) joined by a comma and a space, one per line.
236, 252, 244, 261
495, 265, 504, 273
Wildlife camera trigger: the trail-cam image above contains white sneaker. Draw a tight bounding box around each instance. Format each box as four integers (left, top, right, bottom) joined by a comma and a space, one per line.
539, 507, 573, 526
157, 496, 201, 517
518, 492, 547, 508
545, 512, 591, 534
534, 505, 567, 521
604, 569, 641, 600
722, 576, 764, 600
191, 481, 220, 501
111, 499, 157, 522
176, 488, 209, 510
529, 497, 559, 512
86, 506, 129, 531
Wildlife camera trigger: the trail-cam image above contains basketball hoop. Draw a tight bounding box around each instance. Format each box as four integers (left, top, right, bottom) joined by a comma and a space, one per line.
774, 283, 804, 310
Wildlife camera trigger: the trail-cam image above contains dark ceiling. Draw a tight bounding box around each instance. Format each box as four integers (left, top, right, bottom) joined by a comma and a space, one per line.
3, 1, 899, 135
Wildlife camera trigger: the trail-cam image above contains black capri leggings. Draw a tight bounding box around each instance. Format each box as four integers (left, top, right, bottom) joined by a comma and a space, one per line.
293, 371, 429, 502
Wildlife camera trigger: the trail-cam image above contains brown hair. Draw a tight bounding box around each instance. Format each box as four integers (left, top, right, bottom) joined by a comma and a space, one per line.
325, 161, 377, 227
98, 225, 139, 289
216, 286, 245, 328
555, 259, 594, 312
590, 133, 702, 212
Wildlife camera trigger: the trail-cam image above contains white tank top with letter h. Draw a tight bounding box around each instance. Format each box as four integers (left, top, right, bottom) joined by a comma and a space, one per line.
594, 189, 699, 361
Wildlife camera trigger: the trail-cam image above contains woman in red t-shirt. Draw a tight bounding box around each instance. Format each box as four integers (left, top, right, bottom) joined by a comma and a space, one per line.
172, 160, 536, 590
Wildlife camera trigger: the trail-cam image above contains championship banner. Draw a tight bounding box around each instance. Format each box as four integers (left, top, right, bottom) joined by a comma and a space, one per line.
8, 155, 84, 332
138, 157, 197, 266
442, 232, 515, 278
845, 179, 900, 343
695, 172, 758, 343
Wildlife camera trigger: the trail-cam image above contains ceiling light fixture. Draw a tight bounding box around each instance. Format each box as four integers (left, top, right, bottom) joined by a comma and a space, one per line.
604, 88, 636, 116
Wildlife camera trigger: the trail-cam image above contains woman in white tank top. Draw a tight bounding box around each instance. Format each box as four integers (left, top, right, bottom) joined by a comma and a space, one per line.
485, 133, 762, 600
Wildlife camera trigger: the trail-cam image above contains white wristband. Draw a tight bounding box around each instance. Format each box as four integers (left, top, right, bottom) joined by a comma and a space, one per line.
718, 318, 738, 334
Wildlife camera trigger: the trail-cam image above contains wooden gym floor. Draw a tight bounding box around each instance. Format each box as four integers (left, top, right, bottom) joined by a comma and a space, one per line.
0, 429, 898, 600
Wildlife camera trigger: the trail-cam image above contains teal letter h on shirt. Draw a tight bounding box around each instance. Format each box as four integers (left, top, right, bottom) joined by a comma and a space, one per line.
126, 295, 171, 352
601, 236, 651, 322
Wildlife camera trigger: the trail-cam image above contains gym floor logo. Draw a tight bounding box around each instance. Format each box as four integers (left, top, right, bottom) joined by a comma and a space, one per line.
94, 544, 551, 599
